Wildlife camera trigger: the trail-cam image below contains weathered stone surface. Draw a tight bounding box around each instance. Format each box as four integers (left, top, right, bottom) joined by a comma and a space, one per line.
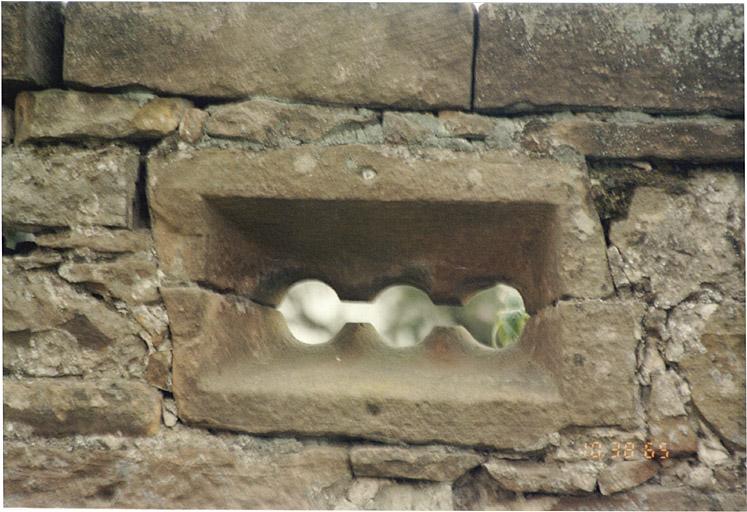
484, 459, 598, 494
697, 429, 731, 467
520, 114, 744, 162
361, 480, 453, 510
4, 378, 161, 436
554, 485, 718, 510
58, 254, 160, 305
535, 300, 644, 429
3, 260, 147, 378
438, 111, 498, 140
15, 89, 191, 143
178, 107, 208, 144
383, 111, 451, 144
350, 445, 483, 482
648, 370, 688, 420
453, 467, 561, 510
64, 3, 474, 109
335, 477, 453, 510
162, 287, 638, 448
35, 226, 153, 253
131, 304, 169, 349
649, 416, 698, 457
598, 461, 659, 495
609, 171, 744, 308
165, 286, 570, 450
148, 144, 612, 311
2, 2, 62, 95
679, 301, 746, 448
475, 4, 744, 113
7, 249, 63, 270
2, 144, 139, 229
3, 105, 13, 144
382, 111, 511, 151
4, 434, 350, 508
205, 98, 380, 146
547, 428, 647, 462
144, 351, 171, 391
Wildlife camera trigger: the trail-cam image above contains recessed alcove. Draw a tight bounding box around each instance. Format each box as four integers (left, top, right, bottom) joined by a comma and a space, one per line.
204, 196, 557, 313
148, 144, 635, 449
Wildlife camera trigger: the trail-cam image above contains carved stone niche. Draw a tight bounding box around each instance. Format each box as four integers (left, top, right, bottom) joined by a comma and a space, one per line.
149, 144, 641, 449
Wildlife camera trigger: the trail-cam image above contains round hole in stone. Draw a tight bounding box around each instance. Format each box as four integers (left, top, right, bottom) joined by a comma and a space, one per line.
276, 280, 528, 348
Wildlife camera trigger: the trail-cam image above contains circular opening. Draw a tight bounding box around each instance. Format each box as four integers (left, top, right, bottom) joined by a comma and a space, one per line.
277, 280, 528, 348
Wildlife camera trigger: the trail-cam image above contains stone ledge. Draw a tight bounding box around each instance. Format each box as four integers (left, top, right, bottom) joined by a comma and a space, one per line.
164, 284, 642, 448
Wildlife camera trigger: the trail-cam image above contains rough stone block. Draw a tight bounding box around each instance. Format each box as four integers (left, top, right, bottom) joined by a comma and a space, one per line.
2, 2, 62, 97
144, 351, 171, 391
34, 226, 153, 253
64, 3, 474, 109
350, 445, 483, 482
178, 107, 208, 144
2, 144, 139, 229
679, 301, 746, 448
3, 260, 147, 378
4, 435, 350, 508
483, 459, 599, 494
609, 171, 744, 308
598, 461, 659, 496
554, 484, 718, 510
649, 417, 698, 457
345, 479, 453, 510
4, 378, 161, 436
58, 254, 160, 306
205, 98, 381, 146
14, 89, 191, 143
475, 4, 744, 113
521, 114, 745, 163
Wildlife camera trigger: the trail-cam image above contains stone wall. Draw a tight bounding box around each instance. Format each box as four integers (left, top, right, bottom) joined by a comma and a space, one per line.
2, 3, 745, 510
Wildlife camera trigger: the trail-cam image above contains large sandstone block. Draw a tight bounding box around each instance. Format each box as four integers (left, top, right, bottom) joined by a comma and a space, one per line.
2, 2, 62, 97
64, 3, 474, 109
4, 378, 161, 436
145, 143, 636, 448
14, 89, 191, 143
2, 144, 139, 229
4, 435, 350, 508
163, 285, 642, 448
475, 4, 744, 113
